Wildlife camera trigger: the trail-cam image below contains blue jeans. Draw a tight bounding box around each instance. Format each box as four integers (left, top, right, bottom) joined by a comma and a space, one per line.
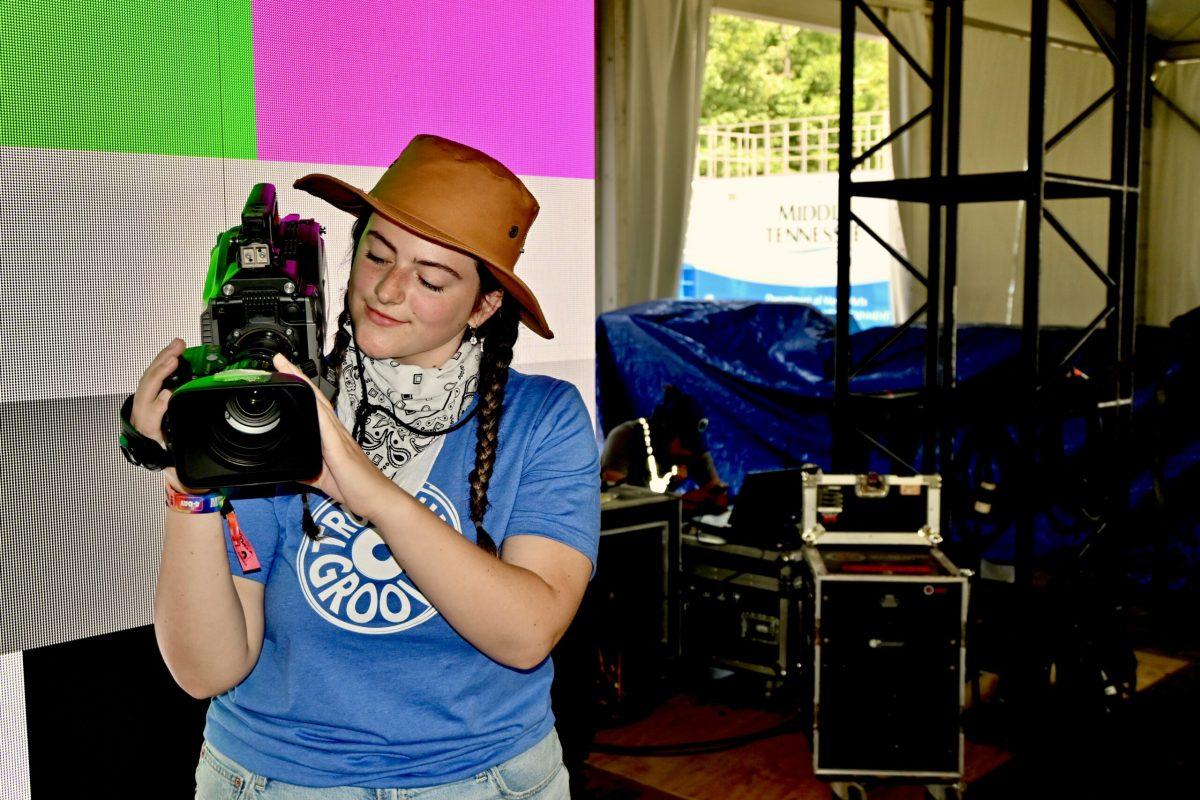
194, 729, 570, 800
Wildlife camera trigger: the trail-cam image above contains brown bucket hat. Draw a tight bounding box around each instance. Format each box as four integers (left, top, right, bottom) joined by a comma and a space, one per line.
294, 134, 553, 339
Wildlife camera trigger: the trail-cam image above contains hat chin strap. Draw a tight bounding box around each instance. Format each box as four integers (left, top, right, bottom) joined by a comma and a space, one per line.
345, 312, 480, 443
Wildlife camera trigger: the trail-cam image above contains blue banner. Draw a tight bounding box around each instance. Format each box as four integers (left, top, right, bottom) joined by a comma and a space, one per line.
679, 264, 893, 328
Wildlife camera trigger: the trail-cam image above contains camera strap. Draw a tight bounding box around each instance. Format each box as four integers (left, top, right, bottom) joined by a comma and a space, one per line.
118, 394, 174, 470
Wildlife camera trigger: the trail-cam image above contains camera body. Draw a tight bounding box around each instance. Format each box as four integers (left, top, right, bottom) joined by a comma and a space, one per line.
200, 182, 326, 377
162, 184, 329, 489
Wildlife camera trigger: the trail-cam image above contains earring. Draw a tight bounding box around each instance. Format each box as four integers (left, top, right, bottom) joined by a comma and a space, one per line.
468, 326, 479, 346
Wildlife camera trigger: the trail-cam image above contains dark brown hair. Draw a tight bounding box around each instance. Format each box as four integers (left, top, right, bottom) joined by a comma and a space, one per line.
310, 213, 520, 555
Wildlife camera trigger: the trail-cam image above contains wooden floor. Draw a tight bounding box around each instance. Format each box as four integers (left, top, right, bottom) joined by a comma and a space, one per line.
577, 649, 1187, 800
584, 694, 1007, 800
1133, 648, 1188, 690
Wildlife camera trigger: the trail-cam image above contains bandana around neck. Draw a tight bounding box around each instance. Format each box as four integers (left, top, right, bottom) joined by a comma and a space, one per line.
335, 330, 483, 495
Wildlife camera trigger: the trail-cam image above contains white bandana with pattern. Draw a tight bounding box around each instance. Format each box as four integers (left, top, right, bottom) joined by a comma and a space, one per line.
335, 332, 482, 496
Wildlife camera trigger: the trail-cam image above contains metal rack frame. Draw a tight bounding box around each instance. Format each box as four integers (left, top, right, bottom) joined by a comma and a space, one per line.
834, 0, 1145, 537
830, 0, 1147, 470
834, 0, 1147, 740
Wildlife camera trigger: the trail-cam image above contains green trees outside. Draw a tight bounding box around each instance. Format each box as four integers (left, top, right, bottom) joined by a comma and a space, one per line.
702, 14, 888, 124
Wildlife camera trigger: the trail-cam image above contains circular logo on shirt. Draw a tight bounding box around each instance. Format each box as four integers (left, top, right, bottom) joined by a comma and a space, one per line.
296, 485, 462, 634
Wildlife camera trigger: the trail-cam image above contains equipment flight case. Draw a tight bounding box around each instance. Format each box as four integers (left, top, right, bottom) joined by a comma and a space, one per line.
680, 534, 804, 693
800, 470, 970, 798
679, 467, 810, 692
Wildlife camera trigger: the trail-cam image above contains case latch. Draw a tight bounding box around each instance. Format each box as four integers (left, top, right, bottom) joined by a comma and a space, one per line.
855, 472, 890, 498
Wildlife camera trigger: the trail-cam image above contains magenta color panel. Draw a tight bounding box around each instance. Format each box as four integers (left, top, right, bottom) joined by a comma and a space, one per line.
251, 1, 594, 179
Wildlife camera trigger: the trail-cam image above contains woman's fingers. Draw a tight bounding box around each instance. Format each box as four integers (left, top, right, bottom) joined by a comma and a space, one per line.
273, 355, 347, 442
138, 338, 185, 391
132, 338, 186, 443
274, 353, 322, 411
272, 351, 299, 375
272, 353, 318, 393
273, 353, 346, 444
271, 354, 352, 504
272, 354, 338, 413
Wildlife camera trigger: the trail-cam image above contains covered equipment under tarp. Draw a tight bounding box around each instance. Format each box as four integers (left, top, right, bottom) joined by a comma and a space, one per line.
598, 300, 1200, 588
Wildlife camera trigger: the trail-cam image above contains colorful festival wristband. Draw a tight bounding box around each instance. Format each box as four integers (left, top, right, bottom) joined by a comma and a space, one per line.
164, 484, 226, 514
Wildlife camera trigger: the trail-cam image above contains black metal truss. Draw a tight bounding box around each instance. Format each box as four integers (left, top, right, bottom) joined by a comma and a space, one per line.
834, 0, 1145, 483
833, 0, 1148, 743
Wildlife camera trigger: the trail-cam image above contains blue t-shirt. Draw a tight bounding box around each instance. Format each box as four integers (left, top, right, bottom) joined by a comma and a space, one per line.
203, 370, 600, 788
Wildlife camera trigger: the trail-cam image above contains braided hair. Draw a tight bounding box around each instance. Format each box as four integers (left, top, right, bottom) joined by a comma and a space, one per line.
306, 213, 520, 556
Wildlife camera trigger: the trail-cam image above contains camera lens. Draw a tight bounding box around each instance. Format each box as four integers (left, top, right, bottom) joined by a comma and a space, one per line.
200, 386, 295, 469
223, 390, 282, 435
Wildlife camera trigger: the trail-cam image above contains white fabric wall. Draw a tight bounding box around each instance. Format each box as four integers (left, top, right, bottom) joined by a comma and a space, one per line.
597, 0, 713, 313
1146, 61, 1200, 327
884, 9, 931, 320
887, 10, 1117, 326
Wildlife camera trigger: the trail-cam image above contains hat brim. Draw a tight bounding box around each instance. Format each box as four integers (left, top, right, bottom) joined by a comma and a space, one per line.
294, 173, 554, 339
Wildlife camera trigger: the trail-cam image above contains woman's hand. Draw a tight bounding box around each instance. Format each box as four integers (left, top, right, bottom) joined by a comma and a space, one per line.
131, 338, 184, 447
272, 353, 399, 520
130, 338, 194, 493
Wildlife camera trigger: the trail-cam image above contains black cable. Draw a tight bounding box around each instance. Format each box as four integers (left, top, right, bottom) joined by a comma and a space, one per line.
346, 313, 479, 442
588, 716, 804, 757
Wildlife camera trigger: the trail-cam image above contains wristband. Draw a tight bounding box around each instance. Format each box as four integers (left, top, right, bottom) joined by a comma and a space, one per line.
165, 484, 226, 514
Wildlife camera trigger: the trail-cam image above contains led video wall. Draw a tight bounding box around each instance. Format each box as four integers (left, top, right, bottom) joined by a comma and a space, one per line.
0, 3, 594, 795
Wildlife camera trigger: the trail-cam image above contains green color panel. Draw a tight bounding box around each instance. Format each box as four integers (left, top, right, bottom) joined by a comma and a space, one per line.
0, 0, 257, 158
215, 0, 258, 159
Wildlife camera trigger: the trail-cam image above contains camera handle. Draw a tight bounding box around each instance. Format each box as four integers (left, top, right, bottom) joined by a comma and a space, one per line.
118, 394, 173, 471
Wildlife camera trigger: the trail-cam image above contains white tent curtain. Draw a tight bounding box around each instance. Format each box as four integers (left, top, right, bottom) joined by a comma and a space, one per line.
596, 0, 713, 314
883, 8, 931, 322
1146, 61, 1200, 327
885, 11, 1116, 326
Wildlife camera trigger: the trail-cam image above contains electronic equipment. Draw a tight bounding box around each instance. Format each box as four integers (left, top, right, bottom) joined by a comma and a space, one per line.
681, 533, 804, 693
726, 467, 807, 549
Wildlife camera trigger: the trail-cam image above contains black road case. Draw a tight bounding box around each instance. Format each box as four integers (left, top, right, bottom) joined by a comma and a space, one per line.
805, 544, 967, 780
800, 471, 969, 788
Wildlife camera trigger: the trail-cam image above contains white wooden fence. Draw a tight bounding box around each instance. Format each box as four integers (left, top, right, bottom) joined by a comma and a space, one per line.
695, 110, 890, 177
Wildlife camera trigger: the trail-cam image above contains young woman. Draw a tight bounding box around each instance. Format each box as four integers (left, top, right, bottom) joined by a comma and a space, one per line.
132, 135, 598, 798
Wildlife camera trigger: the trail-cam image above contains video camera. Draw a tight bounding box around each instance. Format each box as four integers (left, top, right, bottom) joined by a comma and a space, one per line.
156, 183, 329, 489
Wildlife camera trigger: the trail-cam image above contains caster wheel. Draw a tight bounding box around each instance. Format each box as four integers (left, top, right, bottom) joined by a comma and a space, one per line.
925, 783, 964, 800
831, 782, 868, 800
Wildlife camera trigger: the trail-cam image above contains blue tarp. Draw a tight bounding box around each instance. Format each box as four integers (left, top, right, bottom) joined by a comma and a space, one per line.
597, 300, 1200, 589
